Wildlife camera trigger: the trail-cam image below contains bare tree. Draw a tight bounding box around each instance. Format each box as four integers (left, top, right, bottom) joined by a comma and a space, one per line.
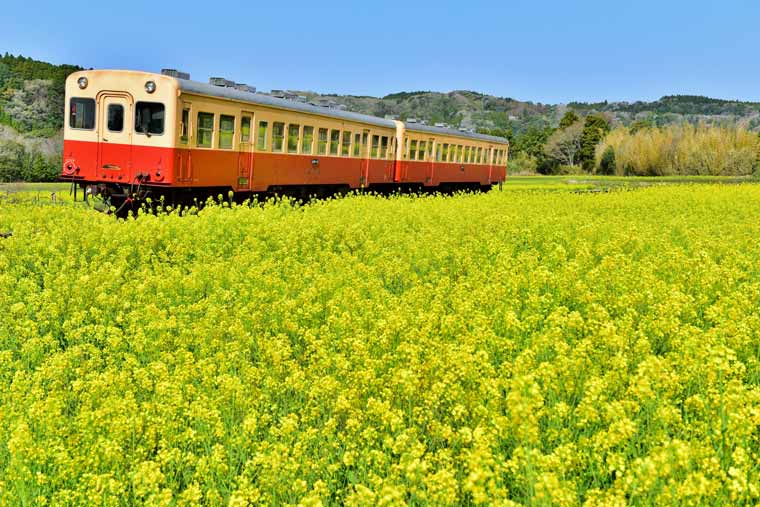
544, 121, 584, 166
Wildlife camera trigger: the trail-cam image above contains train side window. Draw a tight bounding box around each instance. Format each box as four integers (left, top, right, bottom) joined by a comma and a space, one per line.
69, 98, 95, 130
219, 115, 235, 149
197, 112, 214, 148
302, 126, 314, 154
428, 142, 433, 160
436, 144, 442, 161
403, 137, 409, 159
288, 124, 300, 153
390, 137, 397, 158
241, 116, 251, 143
180, 109, 189, 143
409, 140, 417, 160
464, 146, 471, 164
107, 104, 124, 132
342, 131, 352, 156
329, 129, 340, 155
380, 136, 389, 159
135, 102, 165, 135
257, 121, 268, 151
418, 141, 426, 161
371, 135, 380, 158
353, 133, 361, 156
442, 144, 449, 161
318, 128, 328, 154
272, 122, 285, 152
362, 132, 369, 155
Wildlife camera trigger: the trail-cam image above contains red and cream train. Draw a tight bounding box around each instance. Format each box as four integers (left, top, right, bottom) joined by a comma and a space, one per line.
62, 69, 509, 205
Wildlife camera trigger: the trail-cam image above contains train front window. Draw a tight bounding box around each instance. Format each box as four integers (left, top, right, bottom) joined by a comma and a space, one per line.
135, 102, 164, 135
69, 98, 95, 130
107, 104, 123, 132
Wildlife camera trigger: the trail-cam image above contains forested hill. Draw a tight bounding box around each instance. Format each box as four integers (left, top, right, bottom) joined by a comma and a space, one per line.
0, 53, 82, 135
3, 52, 760, 181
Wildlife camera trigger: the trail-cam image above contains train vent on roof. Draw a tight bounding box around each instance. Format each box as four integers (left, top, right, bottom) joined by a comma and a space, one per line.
209, 77, 255, 93
407, 118, 418, 123
161, 69, 190, 80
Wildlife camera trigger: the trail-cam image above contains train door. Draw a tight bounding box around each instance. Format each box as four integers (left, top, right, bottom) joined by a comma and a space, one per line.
428, 137, 435, 185
360, 129, 370, 187
237, 112, 254, 190
97, 93, 133, 181
487, 146, 494, 183
177, 103, 193, 183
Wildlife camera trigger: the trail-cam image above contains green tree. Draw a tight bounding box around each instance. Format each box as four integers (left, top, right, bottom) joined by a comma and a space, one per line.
579, 114, 611, 171
559, 110, 580, 129
629, 118, 654, 134
598, 146, 617, 175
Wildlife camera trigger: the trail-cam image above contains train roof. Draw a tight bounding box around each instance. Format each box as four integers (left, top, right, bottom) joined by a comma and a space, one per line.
177, 78, 508, 145
403, 123, 508, 144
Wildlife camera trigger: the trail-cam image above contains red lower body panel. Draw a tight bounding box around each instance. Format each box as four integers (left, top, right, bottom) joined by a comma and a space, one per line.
62, 141, 505, 192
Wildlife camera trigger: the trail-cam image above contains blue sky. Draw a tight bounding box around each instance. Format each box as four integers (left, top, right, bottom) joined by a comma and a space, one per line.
2, 0, 759, 103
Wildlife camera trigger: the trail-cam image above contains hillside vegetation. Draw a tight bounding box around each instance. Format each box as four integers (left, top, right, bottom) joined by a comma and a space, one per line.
0, 54, 81, 182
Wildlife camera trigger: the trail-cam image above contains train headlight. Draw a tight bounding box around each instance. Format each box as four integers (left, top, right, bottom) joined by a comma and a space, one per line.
77, 77, 88, 89
145, 81, 156, 94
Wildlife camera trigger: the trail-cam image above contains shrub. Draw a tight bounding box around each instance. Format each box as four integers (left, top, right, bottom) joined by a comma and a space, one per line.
595, 123, 760, 176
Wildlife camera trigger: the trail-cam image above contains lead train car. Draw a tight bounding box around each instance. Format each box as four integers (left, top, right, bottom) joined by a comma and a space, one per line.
62, 70, 509, 204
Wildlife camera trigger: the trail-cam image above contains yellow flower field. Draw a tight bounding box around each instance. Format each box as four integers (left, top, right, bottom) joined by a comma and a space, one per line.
1, 184, 760, 506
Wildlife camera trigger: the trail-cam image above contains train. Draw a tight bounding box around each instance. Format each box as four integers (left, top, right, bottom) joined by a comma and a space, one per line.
61, 69, 509, 208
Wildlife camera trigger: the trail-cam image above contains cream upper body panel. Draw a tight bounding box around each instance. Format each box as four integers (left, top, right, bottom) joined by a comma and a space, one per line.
64, 70, 178, 148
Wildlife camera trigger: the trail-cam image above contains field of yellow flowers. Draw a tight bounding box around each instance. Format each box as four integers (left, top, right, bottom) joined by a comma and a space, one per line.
1, 183, 760, 506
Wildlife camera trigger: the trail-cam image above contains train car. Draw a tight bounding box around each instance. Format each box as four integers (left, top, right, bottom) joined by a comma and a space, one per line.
61, 69, 509, 207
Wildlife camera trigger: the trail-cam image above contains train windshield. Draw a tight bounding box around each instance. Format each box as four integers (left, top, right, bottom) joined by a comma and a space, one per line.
69, 98, 95, 130
135, 102, 165, 135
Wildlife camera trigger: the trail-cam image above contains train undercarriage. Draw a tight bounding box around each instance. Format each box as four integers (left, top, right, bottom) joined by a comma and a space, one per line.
73, 180, 498, 217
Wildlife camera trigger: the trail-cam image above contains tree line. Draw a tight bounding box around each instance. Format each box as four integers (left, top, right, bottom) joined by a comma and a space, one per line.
481, 111, 760, 177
